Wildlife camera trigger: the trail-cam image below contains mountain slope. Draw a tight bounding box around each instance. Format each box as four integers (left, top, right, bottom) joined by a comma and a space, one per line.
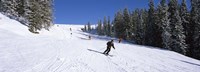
0, 13, 200, 72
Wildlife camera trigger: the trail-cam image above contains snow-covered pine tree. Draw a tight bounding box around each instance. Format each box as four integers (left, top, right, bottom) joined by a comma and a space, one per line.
158, 0, 171, 50
97, 20, 103, 35
154, 8, 163, 48
25, 0, 54, 33
135, 9, 145, 45
0, 0, 18, 19
0, 0, 54, 33
168, 0, 187, 55
84, 24, 87, 32
191, 0, 200, 59
0, 0, 29, 25
96, 20, 99, 34
87, 22, 91, 32
142, 9, 148, 45
15, 0, 27, 25
180, 0, 191, 56
23, 0, 30, 24
130, 10, 138, 41
111, 21, 115, 37
26, 0, 42, 33
145, 0, 157, 46
103, 16, 108, 35
123, 8, 131, 40
113, 11, 124, 38
180, 0, 190, 36
107, 16, 112, 36
15, 0, 25, 17
40, 0, 54, 31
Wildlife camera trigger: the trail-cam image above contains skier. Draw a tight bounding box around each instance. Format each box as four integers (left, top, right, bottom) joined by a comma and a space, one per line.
88, 35, 91, 40
70, 28, 72, 31
118, 37, 122, 43
103, 40, 115, 55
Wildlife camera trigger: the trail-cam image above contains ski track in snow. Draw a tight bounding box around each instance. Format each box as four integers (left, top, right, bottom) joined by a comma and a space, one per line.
0, 13, 200, 72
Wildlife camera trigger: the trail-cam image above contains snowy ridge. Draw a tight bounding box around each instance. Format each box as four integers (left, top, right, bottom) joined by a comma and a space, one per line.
0, 13, 200, 72
0, 13, 32, 37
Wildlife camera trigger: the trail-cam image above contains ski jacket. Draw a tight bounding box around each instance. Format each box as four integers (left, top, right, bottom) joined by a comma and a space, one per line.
107, 41, 115, 48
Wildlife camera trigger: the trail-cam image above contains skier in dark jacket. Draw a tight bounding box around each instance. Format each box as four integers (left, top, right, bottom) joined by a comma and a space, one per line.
103, 40, 115, 55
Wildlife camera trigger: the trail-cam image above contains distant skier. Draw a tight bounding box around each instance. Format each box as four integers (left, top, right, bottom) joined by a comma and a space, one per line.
118, 37, 122, 43
103, 40, 115, 55
88, 35, 91, 40
70, 28, 72, 31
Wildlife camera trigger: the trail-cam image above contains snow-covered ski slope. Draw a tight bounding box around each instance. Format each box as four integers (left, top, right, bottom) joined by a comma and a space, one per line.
0, 13, 200, 72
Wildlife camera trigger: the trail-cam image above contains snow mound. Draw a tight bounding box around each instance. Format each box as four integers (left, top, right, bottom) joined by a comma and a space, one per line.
0, 13, 32, 37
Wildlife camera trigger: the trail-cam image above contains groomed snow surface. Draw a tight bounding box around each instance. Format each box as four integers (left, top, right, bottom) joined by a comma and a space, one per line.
0, 13, 200, 72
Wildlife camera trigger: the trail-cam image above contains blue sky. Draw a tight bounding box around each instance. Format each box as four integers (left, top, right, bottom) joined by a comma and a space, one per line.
54, 0, 191, 24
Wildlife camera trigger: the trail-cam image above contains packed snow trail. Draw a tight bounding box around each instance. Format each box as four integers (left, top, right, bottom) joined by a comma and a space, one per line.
0, 13, 200, 72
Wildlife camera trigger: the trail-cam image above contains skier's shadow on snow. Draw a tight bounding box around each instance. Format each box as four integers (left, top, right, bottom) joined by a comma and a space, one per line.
87, 49, 114, 57
87, 49, 103, 54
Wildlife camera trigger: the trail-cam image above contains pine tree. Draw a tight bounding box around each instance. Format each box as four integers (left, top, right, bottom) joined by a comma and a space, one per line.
135, 9, 145, 45
113, 11, 124, 38
97, 20, 103, 35
154, 8, 163, 48
168, 0, 187, 55
145, 0, 157, 46
190, 0, 200, 59
123, 8, 131, 40
111, 21, 115, 37
158, 0, 171, 49
107, 16, 112, 36
103, 16, 108, 35
84, 25, 88, 32
142, 9, 148, 45
130, 10, 138, 41
0, 0, 18, 19
26, 0, 42, 33
15, 0, 27, 25
15, 0, 25, 17
40, 0, 54, 30
87, 22, 91, 32
0, 0, 54, 33
180, 0, 191, 56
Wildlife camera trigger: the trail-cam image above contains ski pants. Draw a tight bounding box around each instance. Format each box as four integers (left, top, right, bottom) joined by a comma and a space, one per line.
103, 46, 111, 54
